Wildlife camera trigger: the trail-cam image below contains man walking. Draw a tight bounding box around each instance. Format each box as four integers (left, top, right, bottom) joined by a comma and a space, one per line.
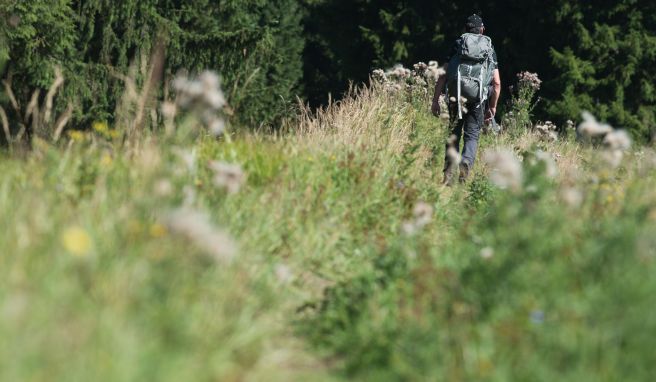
431, 14, 501, 185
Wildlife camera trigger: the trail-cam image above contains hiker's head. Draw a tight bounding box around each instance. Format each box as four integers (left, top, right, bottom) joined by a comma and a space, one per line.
466, 14, 484, 34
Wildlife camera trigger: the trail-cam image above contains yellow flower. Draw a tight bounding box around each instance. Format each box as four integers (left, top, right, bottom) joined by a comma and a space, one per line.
149, 223, 167, 238
92, 121, 109, 134
61, 226, 92, 257
100, 153, 113, 167
68, 130, 86, 142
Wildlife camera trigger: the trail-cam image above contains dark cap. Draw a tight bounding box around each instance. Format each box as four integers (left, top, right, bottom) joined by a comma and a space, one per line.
466, 14, 484, 29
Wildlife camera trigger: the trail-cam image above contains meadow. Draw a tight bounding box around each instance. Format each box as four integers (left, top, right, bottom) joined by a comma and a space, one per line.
1, 66, 656, 381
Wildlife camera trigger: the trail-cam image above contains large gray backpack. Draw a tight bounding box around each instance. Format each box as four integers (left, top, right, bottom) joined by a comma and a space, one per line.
446, 33, 495, 119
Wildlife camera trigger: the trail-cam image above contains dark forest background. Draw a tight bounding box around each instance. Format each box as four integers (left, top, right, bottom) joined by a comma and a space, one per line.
1, 0, 655, 140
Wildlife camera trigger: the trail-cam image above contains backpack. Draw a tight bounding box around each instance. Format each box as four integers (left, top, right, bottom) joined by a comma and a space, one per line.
446, 33, 495, 119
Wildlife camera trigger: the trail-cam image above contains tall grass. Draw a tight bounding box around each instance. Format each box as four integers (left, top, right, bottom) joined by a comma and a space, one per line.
1, 66, 655, 381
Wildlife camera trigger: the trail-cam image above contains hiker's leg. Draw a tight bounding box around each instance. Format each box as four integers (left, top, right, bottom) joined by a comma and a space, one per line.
461, 105, 484, 168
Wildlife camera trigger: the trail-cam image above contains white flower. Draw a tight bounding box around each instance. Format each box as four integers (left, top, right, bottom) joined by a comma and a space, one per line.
603, 130, 631, 151
480, 247, 494, 259
209, 161, 246, 194
483, 148, 523, 191
154, 179, 173, 197
208, 118, 226, 137
165, 208, 237, 263
578, 111, 613, 138
601, 149, 624, 169
160, 101, 177, 119
534, 150, 558, 178
275, 264, 293, 284
402, 201, 434, 235
174, 148, 197, 172
561, 187, 583, 208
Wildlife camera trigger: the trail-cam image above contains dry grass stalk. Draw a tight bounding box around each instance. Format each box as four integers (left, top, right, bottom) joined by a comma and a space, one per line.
44, 66, 64, 124
0, 106, 10, 143
295, 84, 413, 157
53, 103, 74, 142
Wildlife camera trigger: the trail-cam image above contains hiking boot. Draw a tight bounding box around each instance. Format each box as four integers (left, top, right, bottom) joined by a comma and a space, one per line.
459, 162, 470, 184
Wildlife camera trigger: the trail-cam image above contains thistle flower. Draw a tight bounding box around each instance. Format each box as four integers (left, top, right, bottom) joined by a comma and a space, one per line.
173, 148, 197, 173
483, 148, 523, 191
577, 111, 613, 138
445, 133, 462, 166
372, 69, 386, 83
425, 66, 446, 81
165, 208, 236, 263
208, 161, 246, 194
402, 201, 434, 235
160, 101, 177, 119
534, 150, 558, 178
535, 121, 558, 142
516, 71, 542, 91
170, 70, 227, 136
603, 130, 631, 151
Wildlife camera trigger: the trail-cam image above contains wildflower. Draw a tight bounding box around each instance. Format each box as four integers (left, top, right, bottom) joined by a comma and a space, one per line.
483, 148, 523, 191
208, 161, 246, 194
566, 120, 575, 130
534, 150, 558, 178
208, 118, 226, 137
61, 226, 92, 257
601, 149, 624, 169
275, 264, 294, 284
170, 70, 227, 135
480, 247, 494, 259
154, 179, 173, 197
577, 111, 613, 139
516, 71, 542, 91
603, 130, 631, 151
561, 186, 583, 208
391, 64, 411, 79
160, 101, 177, 119
413, 62, 428, 73
402, 201, 434, 235
92, 121, 109, 135
458, 96, 469, 114
149, 223, 168, 238
534, 121, 558, 142
174, 148, 196, 172
100, 153, 113, 168
372, 69, 386, 83
444, 134, 461, 181
68, 130, 85, 142
165, 208, 237, 263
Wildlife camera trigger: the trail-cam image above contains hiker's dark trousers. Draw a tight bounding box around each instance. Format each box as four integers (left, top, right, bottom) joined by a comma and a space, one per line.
444, 102, 484, 172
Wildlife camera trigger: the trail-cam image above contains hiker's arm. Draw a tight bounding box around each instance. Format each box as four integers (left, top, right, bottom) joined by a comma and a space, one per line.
431, 74, 447, 116
488, 69, 501, 113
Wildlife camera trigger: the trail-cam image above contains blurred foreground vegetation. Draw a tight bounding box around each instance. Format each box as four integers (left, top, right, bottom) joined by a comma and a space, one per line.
1, 76, 655, 380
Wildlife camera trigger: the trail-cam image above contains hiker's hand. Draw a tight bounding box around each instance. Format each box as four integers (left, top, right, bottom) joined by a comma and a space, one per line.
485, 107, 496, 122
431, 99, 441, 117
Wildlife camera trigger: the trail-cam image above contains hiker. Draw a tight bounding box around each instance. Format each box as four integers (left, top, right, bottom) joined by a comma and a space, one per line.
431, 14, 501, 184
